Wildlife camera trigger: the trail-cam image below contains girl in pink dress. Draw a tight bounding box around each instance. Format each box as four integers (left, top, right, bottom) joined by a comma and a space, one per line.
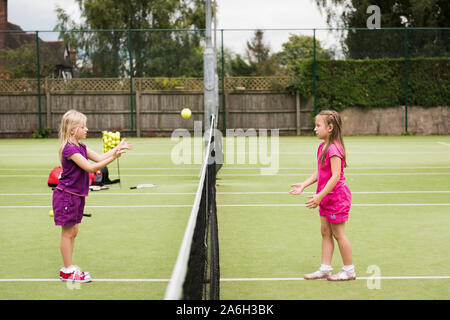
290, 110, 355, 281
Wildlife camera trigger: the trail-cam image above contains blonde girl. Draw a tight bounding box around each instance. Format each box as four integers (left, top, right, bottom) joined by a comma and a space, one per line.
52, 109, 132, 282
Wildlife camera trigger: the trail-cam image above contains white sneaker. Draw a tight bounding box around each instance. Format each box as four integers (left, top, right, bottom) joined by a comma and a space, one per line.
327, 269, 356, 281
59, 266, 92, 283
304, 269, 332, 280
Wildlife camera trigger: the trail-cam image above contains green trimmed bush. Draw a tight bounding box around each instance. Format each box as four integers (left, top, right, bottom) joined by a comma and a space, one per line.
292, 58, 450, 111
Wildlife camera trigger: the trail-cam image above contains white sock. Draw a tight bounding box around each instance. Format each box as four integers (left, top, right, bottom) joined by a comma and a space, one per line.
319, 264, 333, 272
61, 265, 76, 273
343, 264, 355, 274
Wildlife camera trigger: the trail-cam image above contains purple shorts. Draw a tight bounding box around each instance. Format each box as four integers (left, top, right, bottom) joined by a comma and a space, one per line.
52, 188, 85, 226
319, 184, 352, 224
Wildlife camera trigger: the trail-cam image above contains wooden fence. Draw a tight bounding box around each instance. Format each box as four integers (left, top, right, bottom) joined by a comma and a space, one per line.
0, 77, 314, 137
1, 77, 447, 137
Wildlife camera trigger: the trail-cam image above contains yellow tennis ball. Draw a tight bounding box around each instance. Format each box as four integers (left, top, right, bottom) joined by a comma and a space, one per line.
49, 210, 54, 217
181, 108, 191, 119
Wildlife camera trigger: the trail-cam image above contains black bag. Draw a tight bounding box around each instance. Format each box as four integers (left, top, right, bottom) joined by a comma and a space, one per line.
98, 166, 120, 185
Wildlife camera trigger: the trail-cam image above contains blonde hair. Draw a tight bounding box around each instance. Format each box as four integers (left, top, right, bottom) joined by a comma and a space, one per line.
58, 109, 87, 161
317, 110, 347, 168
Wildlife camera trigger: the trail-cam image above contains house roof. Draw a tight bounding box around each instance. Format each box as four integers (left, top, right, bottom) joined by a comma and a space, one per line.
1, 22, 72, 69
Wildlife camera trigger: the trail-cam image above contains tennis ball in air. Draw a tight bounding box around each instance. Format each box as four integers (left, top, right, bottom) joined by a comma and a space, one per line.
49, 210, 54, 217
181, 108, 191, 119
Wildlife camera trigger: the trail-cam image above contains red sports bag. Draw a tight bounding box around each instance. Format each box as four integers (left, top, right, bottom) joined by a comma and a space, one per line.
48, 166, 96, 188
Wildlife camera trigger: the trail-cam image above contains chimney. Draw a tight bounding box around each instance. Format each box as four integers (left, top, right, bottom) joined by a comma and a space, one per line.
0, 0, 7, 26
0, 0, 7, 50
69, 48, 76, 65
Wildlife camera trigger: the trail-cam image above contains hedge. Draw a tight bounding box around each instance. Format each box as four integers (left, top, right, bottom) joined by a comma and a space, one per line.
291, 58, 450, 111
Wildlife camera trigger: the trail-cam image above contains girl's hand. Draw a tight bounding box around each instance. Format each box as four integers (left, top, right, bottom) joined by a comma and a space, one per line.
289, 183, 304, 195
118, 138, 133, 151
114, 147, 127, 158
305, 194, 322, 209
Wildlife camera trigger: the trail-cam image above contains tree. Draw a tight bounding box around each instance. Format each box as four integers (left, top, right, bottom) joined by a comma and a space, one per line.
278, 34, 334, 69
0, 41, 56, 78
220, 30, 283, 77
313, 0, 450, 58
54, 0, 206, 77
228, 53, 257, 76
246, 30, 270, 65
232, 30, 281, 76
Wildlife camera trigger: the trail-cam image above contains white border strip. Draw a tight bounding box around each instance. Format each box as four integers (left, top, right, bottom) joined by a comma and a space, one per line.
0, 276, 449, 282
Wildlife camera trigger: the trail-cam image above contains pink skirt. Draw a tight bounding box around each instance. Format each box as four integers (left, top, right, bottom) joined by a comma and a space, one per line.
319, 184, 352, 223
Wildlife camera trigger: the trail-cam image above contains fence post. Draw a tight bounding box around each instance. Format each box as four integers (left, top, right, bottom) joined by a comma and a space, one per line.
296, 91, 301, 136
136, 78, 141, 137
404, 27, 409, 133
313, 28, 317, 116
128, 30, 134, 137
35, 31, 42, 134
45, 78, 51, 129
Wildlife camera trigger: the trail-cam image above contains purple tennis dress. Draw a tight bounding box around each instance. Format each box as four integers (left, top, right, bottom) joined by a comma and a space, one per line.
317, 141, 352, 223
52, 142, 89, 226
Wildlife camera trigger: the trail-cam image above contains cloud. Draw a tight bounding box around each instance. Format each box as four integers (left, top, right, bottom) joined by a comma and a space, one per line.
6, 0, 336, 54
217, 0, 326, 29
216, 0, 331, 54
8, 0, 81, 41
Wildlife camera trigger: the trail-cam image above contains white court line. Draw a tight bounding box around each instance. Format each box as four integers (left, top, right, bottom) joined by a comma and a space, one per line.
438, 142, 450, 147
1, 191, 450, 196
0, 276, 449, 282
1, 166, 449, 171
220, 173, 450, 176
1, 172, 450, 177
1, 203, 450, 209
0, 205, 191, 208
0, 278, 169, 282
218, 204, 450, 207
1, 151, 450, 157
220, 276, 450, 281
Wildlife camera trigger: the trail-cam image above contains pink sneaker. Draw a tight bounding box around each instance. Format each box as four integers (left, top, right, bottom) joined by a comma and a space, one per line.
304, 269, 332, 280
59, 266, 92, 283
327, 270, 356, 281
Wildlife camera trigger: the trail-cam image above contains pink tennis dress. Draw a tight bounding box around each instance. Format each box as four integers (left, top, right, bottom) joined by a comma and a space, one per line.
317, 141, 352, 223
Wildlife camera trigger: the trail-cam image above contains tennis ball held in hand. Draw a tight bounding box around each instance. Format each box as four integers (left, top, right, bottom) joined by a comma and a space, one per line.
181, 108, 191, 119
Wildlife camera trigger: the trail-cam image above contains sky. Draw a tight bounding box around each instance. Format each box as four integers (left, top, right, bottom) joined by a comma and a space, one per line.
7, 0, 339, 55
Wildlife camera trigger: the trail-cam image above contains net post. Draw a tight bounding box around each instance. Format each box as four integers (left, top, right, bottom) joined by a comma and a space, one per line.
404, 27, 409, 134
221, 29, 226, 136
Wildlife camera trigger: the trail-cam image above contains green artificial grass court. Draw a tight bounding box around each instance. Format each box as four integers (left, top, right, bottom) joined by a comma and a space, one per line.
0, 136, 449, 299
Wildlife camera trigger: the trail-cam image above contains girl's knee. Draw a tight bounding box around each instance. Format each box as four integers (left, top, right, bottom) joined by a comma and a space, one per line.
330, 223, 346, 240
62, 225, 78, 238
321, 225, 332, 238
320, 217, 332, 238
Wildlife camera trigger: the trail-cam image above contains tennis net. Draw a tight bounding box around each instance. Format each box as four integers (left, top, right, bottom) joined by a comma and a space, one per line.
165, 115, 220, 300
